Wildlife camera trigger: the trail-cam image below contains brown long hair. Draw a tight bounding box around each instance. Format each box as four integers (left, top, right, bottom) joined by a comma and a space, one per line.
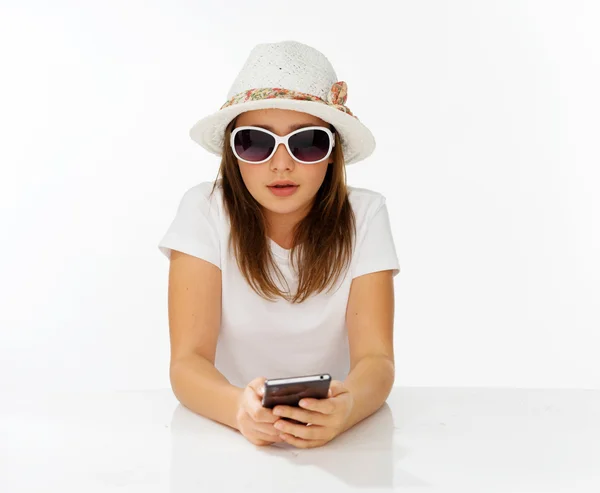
208, 116, 356, 304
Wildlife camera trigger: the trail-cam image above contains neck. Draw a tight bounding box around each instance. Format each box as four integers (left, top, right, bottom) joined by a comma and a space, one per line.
264, 204, 310, 248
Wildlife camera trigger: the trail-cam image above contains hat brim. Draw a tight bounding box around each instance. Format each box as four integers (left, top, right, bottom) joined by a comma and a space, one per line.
188, 99, 376, 166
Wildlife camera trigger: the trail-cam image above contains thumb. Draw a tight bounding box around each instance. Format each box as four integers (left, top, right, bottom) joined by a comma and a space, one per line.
329, 380, 347, 397
248, 376, 267, 396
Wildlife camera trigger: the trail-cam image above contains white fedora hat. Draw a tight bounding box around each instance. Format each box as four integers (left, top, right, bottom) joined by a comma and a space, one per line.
188, 40, 376, 166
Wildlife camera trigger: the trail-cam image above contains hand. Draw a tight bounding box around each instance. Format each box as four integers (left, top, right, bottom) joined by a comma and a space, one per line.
271, 380, 354, 449
235, 377, 283, 446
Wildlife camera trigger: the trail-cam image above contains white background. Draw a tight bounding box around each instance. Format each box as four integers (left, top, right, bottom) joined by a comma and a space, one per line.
1, 1, 598, 393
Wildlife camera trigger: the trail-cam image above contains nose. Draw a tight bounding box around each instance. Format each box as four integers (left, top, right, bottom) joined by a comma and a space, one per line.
269, 141, 295, 171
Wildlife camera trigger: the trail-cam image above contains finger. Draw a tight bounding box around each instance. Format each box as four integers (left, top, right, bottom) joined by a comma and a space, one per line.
247, 397, 279, 423
274, 419, 327, 440
248, 433, 278, 446
240, 413, 281, 443
279, 433, 325, 449
247, 377, 267, 397
298, 397, 336, 415
329, 380, 348, 397
243, 383, 278, 423
252, 429, 283, 443
273, 405, 327, 426
247, 402, 278, 424
254, 421, 282, 439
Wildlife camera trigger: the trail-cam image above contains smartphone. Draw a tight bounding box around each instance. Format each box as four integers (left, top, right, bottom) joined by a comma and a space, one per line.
262, 373, 332, 409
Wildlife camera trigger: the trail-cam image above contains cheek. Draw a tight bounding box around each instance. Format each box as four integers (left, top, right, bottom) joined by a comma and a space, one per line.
238, 163, 263, 187
305, 163, 329, 185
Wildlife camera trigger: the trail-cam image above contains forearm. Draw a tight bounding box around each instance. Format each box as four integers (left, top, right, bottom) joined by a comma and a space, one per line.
170, 353, 243, 431
342, 355, 395, 432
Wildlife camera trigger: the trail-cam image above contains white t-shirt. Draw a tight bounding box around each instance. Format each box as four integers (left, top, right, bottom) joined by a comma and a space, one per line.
158, 180, 400, 388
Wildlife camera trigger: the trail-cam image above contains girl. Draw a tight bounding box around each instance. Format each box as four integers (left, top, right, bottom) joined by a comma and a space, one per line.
158, 40, 401, 449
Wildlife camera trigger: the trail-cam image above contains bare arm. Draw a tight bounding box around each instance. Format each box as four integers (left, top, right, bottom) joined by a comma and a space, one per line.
167, 250, 242, 430
342, 269, 396, 432
341, 355, 395, 432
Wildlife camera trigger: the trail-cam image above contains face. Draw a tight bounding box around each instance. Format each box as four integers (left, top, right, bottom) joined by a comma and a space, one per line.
233, 108, 333, 232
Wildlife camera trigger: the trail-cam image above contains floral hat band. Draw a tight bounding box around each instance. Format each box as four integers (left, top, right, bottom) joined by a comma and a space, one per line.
219, 81, 356, 118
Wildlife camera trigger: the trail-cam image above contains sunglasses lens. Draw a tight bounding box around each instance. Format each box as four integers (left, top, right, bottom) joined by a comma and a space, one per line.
233, 129, 275, 162
289, 129, 330, 162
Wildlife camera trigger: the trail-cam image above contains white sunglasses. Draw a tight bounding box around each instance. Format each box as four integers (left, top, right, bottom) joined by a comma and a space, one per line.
230, 125, 335, 164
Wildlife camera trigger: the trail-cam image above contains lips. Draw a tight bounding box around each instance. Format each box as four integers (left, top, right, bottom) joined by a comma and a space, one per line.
268, 180, 299, 187
268, 184, 300, 197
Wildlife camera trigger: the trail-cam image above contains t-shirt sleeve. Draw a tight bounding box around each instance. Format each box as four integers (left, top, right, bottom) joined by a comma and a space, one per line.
351, 197, 401, 279
157, 185, 221, 269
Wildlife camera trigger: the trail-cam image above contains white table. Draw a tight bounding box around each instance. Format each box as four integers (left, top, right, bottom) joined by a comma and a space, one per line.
1, 387, 598, 492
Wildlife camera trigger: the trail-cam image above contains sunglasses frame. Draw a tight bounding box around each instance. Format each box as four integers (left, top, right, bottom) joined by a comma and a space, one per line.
230, 125, 336, 164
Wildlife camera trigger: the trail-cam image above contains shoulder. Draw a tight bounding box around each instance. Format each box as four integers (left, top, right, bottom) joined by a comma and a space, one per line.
180, 180, 220, 203
167, 180, 226, 233
347, 185, 387, 221
176, 180, 222, 215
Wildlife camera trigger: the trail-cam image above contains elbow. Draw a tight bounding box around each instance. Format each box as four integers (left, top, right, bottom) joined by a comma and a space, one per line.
169, 362, 183, 401
355, 354, 396, 389
169, 356, 193, 399
384, 357, 396, 390
169, 358, 183, 385
374, 355, 396, 391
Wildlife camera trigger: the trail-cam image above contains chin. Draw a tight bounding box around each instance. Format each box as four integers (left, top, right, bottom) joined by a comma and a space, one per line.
263, 192, 304, 211
265, 202, 301, 214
